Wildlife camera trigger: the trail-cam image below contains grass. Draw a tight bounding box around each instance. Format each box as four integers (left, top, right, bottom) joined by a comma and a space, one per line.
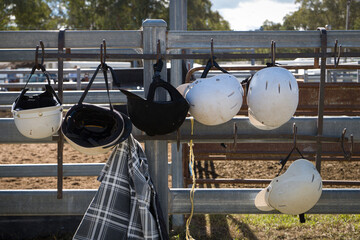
169, 214, 360, 240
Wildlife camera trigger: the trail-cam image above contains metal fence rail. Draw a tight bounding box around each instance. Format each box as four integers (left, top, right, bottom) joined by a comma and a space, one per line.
0, 189, 359, 216
0, 163, 172, 177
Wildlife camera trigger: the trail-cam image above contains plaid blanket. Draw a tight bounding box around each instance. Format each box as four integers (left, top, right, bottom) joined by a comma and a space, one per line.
73, 135, 169, 240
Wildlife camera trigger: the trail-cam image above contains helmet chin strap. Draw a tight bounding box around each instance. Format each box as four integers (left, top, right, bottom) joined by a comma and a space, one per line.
200, 56, 228, 78
277, 123, 304, 177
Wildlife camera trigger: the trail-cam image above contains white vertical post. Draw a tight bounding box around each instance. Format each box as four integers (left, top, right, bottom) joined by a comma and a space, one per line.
170, 0, 187, 228
142, 19, 169, 230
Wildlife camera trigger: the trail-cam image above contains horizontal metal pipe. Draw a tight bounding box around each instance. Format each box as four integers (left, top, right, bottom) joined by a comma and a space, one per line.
0, 163, 172, 177
0, 117, 359, 143
0, 188, 359, 216
169, 188, 360, 214
189, 178, 360, 186
185, 65, 360, 83
32, 52, 360, 61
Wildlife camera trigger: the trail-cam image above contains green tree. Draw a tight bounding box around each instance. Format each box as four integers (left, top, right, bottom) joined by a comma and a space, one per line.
65, 0, 168, 30
0, 0, 230, 31
260, 20, 283, 31
187, 0, 230, 30
0, 0, 12, 30
12, 0, 57, 29
261, 0, 360, 30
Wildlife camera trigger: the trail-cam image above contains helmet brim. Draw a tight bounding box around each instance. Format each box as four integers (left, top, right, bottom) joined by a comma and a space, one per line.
248, 109, 279, 130
254, 187, 274, 211
62, 104, 132, 155
118, 111, 132, 143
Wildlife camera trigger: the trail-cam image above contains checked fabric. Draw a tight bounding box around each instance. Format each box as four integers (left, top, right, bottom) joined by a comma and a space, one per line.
73, 135, 169, 240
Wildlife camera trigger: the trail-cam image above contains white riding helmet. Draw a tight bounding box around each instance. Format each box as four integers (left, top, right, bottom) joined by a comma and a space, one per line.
12, 83, 63, 139
255, 159, 322, 215
184, 74, 244, 126
247, 67, 298, 130
12, 104, 63, 139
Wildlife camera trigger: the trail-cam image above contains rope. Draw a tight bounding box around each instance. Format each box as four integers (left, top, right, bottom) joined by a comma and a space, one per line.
186, 117, 196, 240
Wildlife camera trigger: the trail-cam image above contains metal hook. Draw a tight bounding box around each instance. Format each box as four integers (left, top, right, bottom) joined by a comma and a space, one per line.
231, 123, 238, 151
210, 38, 214, 66
39, 40, 45, 66
334, 39, 342, 67
271, 40, 276, 66
156, 39, 161, 62
35, 45, 39, 67
341, 128, 353, 160
277, 122, 304, 176
35, 40, 45, 70
100, 39, 107, 67
292, 122, 297, 148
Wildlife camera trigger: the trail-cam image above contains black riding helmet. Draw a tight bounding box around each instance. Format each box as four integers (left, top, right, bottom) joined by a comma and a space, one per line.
120, 59, 189, 136
62, 53, 132, 155
62, 102, 132, 155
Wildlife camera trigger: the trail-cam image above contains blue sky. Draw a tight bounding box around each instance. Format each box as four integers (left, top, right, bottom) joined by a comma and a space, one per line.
210, 0, 299, 30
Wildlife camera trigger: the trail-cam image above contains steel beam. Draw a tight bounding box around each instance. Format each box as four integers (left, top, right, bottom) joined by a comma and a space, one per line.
1, 116, 359, 143
0, 163, 172, 177
0, 189, 359, 216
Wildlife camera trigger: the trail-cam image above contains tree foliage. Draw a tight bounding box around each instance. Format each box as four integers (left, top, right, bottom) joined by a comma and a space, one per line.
187, 0, 230, 30
261, 0, 360, 30
0, 0, 230, 30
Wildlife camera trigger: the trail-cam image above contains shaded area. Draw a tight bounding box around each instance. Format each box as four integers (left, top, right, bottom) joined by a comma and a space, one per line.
0, 216, 81, 240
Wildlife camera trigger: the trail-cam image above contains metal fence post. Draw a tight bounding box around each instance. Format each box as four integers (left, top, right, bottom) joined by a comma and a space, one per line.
170, 0, 187, 229
142, 19, 169, 230
57, 28, 65, 199
315, 27, 327, 173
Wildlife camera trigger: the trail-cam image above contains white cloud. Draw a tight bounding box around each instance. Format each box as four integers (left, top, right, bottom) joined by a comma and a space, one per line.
212, 0, 299, 31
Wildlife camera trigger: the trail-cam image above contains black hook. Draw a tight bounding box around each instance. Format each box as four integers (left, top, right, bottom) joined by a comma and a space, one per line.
341, 128, 353, 160
156, 39, 161, 62
100, 39, 107, 67
35, 40, 45, 70
271, 40, 276, 66
292, 122, 298, 148
210, 38, 214, 66
334, 39, 342, 67
231, 123, 238, 151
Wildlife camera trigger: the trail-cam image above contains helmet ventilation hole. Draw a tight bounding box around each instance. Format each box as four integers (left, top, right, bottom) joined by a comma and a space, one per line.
278, 84, 281, 93
265, 81, 268, 90
311, 174, 315, 182
289, 82, 292, 90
